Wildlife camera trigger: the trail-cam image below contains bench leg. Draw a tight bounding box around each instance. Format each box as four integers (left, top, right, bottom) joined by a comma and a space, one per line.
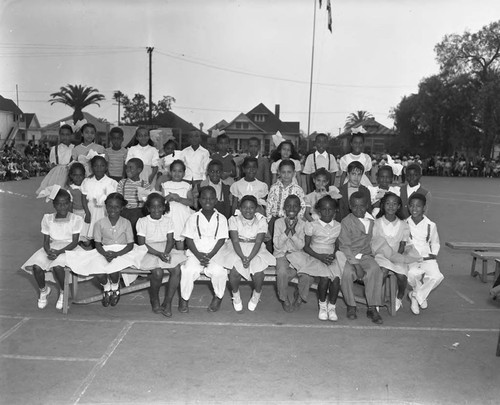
495, 262, 500, 281
481, 260, 488, 283
63, 267, 71, 314
71, 272, 79, 300
470, 257, 477, 278
388, 274, 397, 316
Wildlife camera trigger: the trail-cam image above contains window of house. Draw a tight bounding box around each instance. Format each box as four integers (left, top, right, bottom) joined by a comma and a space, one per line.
264, 139, 270, 153
253, 114, 266, 122
235, 122, 249, 129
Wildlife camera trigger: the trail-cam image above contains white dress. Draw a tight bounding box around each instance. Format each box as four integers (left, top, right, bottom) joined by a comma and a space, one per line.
36, 144, 74, 196
126, 144, 160, 183
218, 213, 276, 280
21, 213, 84, 282
65, 217, 147, 283
372, 217, 418, 275
339, 153, 373, 188
287, 220, 342, 279
136, 215, 187, 270
161, 180, 193, 241
81, 175, 118, 239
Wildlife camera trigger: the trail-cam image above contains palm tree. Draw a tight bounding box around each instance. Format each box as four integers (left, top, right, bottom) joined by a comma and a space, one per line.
345, 110, 373, 130
49, 84, 105, 123
113, 91, 125, 125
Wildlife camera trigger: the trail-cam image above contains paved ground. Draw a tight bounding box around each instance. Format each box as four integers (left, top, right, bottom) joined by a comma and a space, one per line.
0, 176, 499, 405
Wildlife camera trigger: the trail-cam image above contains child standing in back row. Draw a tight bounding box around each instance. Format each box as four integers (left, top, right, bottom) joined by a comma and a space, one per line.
105, 127, 127, 182
247, 137, 271, 187
302, 133, 339, 193
270, 140, 302, 185
72, 123, 106, 176
181, 130, 210, 189
406, 193, 443, 315
210, 134, 236, 185
339, 131, 373, 188
126, 127, 159, 184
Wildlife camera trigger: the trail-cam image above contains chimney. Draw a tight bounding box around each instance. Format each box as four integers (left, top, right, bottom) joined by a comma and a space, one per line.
275, 104, 280, 119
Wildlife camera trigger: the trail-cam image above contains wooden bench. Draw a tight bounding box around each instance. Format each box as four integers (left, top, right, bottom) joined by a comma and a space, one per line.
446, 242, 500, 251
63, 267, 397, 316
470, 252, 500, 283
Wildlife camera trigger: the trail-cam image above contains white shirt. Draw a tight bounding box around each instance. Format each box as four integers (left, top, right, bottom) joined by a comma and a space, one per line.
49, 143, 74, 165
406, 215, 440, 258
302, 151, 339, 174
181, 210, 229, 253
181, 145, 210, 181
407, 183, 421, 196
126, 145, 160, 167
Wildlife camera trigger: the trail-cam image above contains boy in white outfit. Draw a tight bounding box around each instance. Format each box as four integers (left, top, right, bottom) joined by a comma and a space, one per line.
180, 186, 228, 313
406, 193, 443, 315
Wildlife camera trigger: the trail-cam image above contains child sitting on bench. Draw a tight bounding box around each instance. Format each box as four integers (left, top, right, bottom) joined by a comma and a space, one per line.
339, 191, 384, 324
406, 193, 443, 315
180, 186, 228, 313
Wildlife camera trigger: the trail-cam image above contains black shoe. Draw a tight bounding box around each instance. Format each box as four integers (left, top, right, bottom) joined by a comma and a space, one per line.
151, 300, 161, 314
178, 298, 189, 313
161, 302, 172, 318
367, 307, 383, 324
102, 291, 111, 307
281, 299, 293, 313
346, 305, 357, 320
292, 290, 304, 311
110, 290, 120, 307
207, 296, 222, 312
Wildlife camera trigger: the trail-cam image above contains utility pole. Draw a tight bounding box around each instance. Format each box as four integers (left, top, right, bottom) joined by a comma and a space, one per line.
16, 84, 19, 106
147, 47, 154, 125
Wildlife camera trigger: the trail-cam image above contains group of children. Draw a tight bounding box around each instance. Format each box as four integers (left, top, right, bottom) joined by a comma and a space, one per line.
22, 127, 444, 324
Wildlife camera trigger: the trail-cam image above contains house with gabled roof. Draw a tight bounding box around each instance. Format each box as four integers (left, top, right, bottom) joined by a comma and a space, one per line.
0, 95, 24, 148
151, 110, 206, 150
336, 118, 398, 155
211, 103, 300, 154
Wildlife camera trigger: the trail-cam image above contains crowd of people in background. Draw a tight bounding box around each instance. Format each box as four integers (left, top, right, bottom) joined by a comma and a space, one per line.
0, 140, 51, 181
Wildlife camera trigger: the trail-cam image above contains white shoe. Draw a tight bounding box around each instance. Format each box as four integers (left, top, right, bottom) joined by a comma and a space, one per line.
327, 303, 338, 321
420, 299, 428, 309
248, 292, 260, 311
409, 292, 420, 315
232, 294, 243, 312
395, 298, 402, 312
37, 286, 51, 309
318, 301, 328, 321
56, 292, 64, 310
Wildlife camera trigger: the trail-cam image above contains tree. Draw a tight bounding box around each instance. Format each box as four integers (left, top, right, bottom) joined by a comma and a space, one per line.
121, 93, 176, 125
49, 84, 105, 123
435, 20, 500, 157
344, 110, 373, 130
113, 91, 126, 125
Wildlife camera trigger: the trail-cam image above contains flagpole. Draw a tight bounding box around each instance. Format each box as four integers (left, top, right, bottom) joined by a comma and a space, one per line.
307, 0, 317, 145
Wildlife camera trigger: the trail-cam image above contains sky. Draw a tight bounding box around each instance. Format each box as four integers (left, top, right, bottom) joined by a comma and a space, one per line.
1, 0, 499, 136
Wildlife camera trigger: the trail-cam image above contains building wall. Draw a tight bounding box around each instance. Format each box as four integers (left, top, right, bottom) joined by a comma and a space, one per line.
0, 111, 16, 142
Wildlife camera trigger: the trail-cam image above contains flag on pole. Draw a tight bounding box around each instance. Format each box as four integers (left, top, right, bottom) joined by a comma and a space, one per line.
326, 0, 332, 32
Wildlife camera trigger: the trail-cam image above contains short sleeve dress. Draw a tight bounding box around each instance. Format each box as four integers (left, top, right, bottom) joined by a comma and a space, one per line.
22, 213, 84, 276
287, 219, 342, 279
65, 216, 147, 283
162, 180, 193, 241
219, 213, 276, 280
136, 215, 187, 270
371, 216, 413, 275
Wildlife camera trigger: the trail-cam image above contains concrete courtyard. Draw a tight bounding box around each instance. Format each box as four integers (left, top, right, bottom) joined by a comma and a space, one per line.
0, 176, 499, 404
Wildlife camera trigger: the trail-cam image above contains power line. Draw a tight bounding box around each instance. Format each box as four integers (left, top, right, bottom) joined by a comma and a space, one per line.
156, 48, 414, 89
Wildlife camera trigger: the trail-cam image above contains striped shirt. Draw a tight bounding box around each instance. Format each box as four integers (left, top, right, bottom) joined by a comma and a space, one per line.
117, 178, 150, 209
105, 147, 127, 178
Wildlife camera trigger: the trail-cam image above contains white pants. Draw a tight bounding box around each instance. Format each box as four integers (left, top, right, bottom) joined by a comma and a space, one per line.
408, 260, 443, 305
180, 256, 227, 300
